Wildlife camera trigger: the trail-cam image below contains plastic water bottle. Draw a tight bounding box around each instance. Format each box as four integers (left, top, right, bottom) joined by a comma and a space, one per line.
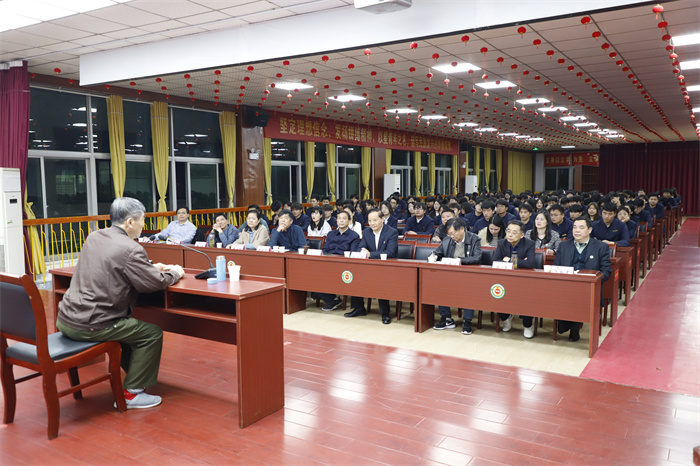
512, 252, 518, 270
207, 231, 216, 248
216, 255, 226, 281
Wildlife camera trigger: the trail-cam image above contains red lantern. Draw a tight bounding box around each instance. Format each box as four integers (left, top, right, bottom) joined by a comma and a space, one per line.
517, 26, 526, 36
276, 73, 282, 78
322, 55, 329, 62
567, 65, 575, 72
53, 68, 61, 74
427, 73, 433, 81
155, 77, 162, 82
581, 16, 591, 28
662, 34, 671, 42
557, 58, 565, 65
432, 53, 440, 61
601, 43, 610, 50
482, 74, 488, 80
348, 63, 354, 70
480, 47, 488, 55
592, 31, 602, 41
388, 58, 395, 66
658, 21, 668, 29
184, 74, 190, 79
444, 78, 450, 86
496, 57, 504, 66
533, 39, 541, 48
247, 65, 254, 72
283, 60, 290, 67
409, 67, 416, 74
364, 48, 371, 57
609, 52, 617, 58
129, 81, 136, 86
371, 70, 378, 77
214, 70, 221, 75
186, 83, 192, 88
67, 78, 74, 85
161, 86, 167, 91
652, 4, 664, 18
410, 42, 418, 50
461, 35, 469, 45
334, 76, 341, 81
511, 64, 518, 70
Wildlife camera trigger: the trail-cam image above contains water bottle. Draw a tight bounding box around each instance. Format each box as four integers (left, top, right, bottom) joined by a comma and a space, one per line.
512, 252, 518, 270
207, 231, 216, 248
216, 255, 226, 281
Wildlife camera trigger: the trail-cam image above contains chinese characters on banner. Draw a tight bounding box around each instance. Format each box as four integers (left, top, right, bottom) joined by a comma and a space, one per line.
264, 112, 459, 155
545, 152, 599, 167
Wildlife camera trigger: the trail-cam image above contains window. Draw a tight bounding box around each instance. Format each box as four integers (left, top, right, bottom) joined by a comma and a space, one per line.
270, 139, 303, 203
29, 88, 91, 152
26, 158, 44, 218
336, 144, 361, 200
123, 101, 152, 155
390, 150, 413, 196
545, 168, 572, 191
96, 160, 154, 214
44, 158, 88, 217
172, 107, 222, 159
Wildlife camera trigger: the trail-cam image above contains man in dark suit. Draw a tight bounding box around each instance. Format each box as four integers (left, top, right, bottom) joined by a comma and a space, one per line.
554, 217, 612, 342
493, 220, 538, 336
344, 208, 399, 324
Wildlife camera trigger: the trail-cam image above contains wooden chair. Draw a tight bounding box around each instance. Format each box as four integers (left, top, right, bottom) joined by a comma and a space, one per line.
304, 235, 325, 250
0, 273, 126, 439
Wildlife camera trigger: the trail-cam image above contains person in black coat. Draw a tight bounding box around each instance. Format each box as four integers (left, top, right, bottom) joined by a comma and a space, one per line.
554, 217, 612, 342
344, 209, 399, 324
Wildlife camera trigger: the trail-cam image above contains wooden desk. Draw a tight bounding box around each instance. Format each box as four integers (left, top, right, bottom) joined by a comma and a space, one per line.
418, 265, 603, 357
602, 256, 621, 327
142, 242, 185, 264
616, 247, 634, 306
629, 238, 642, 291
50, 267, 286, 429
179, 247, 286, 278
284, 255, 420, 328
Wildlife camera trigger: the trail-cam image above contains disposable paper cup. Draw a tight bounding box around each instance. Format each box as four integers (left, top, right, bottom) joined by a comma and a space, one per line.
428, 255, 437, 263
228, 265, 241, 281
344, 251, 351, 258
216, 243, 222, 248
380, 253, 387, 260
298, 248, 305, 254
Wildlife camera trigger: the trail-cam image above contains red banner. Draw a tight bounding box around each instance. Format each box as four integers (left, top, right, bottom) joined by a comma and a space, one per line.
572, 152, 599, 166
545, 153, 572, 167
264, 112, 459, 155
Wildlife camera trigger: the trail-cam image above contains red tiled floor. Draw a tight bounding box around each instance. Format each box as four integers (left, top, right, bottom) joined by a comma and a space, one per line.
581, 218, 700, 396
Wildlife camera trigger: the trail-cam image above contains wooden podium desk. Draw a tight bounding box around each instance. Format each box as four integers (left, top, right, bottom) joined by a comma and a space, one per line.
50, 267, 285, 429
418, 264, 603, 357
284, 254, 420, 328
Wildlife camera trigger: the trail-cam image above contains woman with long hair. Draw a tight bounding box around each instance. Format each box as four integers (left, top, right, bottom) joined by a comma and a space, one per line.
478, 214, 505, 247
526, 210, 560, 255
307, 206, 331, 237
586, 202, 601, 222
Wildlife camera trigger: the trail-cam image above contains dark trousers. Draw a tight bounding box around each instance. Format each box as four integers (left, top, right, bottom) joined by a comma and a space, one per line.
351, 296, 390, 317
498, 314, 534, 327
439, 306, 474, 321
318, 292, 339, 307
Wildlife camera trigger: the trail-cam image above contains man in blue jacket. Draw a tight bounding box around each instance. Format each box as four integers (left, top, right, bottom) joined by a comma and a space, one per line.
344, 209, 398, 324
592, 202, 630, 247
269, 209, 306, 250
554, 217, 612, 342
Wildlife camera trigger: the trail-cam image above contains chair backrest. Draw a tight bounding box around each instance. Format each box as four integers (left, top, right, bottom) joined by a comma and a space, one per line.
0, 273, 45, 346
480, 246, 496, 265
413, 243, 436, 261
608, 242, 617, 257
632, 225, 639, 239
639, 221, 647, 233
397, 241, 415, 260
305, 235, 325, 249
411, 234, 432, 243
192, 226, 212, 244
533, 249, 545, 270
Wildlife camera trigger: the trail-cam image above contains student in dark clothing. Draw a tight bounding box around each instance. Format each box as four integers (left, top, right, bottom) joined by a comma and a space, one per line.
592, 202, 630, 247
493, 220, 538, 337
631, 198, 652, 225
322, 204, 337, 228
404, 202, 433, 235
646, 192, 665, 222
617, 205, 638, 239
269, 209, 306, 250
568, 204, 585, 222
432, 208, 456, 243
554, 217, 612, 342
380, 201, 398, 229
495, 199, 516, 225
550, 204, 573, 241
290, 202, 310, 230
389, 197, 406, 222
661, 189, 677, 209
472, 200, 496, 233
518, 202, 535, 232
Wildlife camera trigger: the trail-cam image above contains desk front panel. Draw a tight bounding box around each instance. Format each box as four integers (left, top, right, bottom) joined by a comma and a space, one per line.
143, 243, 185, 265
182, 248, 286, 278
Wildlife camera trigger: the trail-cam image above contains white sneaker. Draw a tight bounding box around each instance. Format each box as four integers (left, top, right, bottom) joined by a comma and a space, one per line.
524, 325, 534, 339
502, 315, 514, 332
116, 389, 162, 409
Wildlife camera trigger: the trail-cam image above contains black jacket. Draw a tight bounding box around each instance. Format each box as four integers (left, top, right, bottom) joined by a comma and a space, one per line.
493, 237, 537, 269
554, 237, 611, 282
431, 231, 481, 265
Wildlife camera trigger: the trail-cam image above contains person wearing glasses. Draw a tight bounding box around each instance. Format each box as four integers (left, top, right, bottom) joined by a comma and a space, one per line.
158, 206, 196, 244
493, 220, 537, 337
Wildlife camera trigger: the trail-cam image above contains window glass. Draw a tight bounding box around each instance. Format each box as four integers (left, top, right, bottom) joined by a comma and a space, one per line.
29, 88, 88, 152
172, 108, 222, 158
391, 150, 410, 166
96, 159, 112, 214
436, 153, 452, 168
90, 96, 108, 153
176, 161, 187, 209
124, 101, 152, 155
337, 144, 361, 164
26, 158, 44, 218
314, 142, 327, 161
190, 164, 218, 209
271, 165, 291, 203
345, 167, 361, 199
44, 158, 87, 217
96, 160, 154, 214
313, 165, 327, 197
421, 153, 429, 166
219, 164, 229, 207
270, 139, 300, 161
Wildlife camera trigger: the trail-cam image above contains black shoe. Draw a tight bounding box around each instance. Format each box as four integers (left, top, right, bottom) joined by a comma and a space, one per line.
462, 320, 473, 335
569, 326, 580, 342
344, 308, 367, 318
382, 315, 391, 325
322, 298, 342, 312
433, 317, 455, 330
557, 321, 570, 334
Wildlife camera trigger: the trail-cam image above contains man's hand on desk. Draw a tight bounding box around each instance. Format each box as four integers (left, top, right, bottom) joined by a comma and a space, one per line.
359, 248, 371, 258
157, 263, 185, 278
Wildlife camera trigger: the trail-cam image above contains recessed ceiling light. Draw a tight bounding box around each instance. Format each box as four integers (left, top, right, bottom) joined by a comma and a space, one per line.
385, 108, 416, 114
537, 106, 567, 112
686, 85, 700, 92
679, 60, 700, 71
605, 134, 622, 138
561, 116, 586, 121
574, 123, 597, 127
673, 33, 700, 46
515, 135, 530, 139
516, 98, 550, 105
528, 137, 544, 141
432, 62, 481, 74
499, 132, 519, 136
561, 145, 576, 148
453, 122, 478, 127
476, 127, 497, 132
273, 82, 313, 90
421, 115, 447, 120
329, 95, 366, 102
475, 80, 516, 90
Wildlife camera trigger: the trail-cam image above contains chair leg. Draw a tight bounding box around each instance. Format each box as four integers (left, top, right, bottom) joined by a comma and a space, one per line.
366, 298, 373, 313
109, 343, 127, 413
495, 313, 501, 333
1, 360, 17, 424
342, 296, 347, 310
477, 311, 483, 329
68, 367, 82, 400
553, 319, 558, 341
43, 370, 61, 440
395, 301, 402, 321
409, 303, 414, 315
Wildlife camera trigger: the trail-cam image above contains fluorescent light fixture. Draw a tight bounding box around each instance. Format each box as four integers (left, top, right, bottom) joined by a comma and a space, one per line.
475, 127, 497, 132
273, 82, 313, 90
561, 116, 586, 121
686, 85, 700, 92
432, 62, 481, 74
589, 129, 603, 133
475, 80, 516, 90
386, 108, 417, 114
574, 123, 597, 127
421, 115, 447, 120
528, 137, 544, 141
71, 123, 87, 127
516, 98, 550, 105
454, 122, 478, 127
673, 33, 700, 46
692, 107, 700, 113
605, 134, 622, 138
561, 145, 576, 148
499, 132, 519, 136
537, 106, 567, 112
679, 60, 700, 71
329, 95, 366, 102
515, 135, 530, 139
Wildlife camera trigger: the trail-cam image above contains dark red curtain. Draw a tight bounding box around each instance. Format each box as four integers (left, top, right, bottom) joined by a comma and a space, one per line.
599, 141, 700, 216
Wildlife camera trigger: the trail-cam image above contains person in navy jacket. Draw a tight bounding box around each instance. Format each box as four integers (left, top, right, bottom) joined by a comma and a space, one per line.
290, 202, 310, 231
554, 217, 612, 342
645, 193, 665, 222
404, 202, 433, 235
269, 209, 306, 250
316, 211, 361, 311
630, 198, 651, 225
344, 209, 399, 324
380, 201, 398, 229
549, 204, 573, 241
592, 202, 630, 247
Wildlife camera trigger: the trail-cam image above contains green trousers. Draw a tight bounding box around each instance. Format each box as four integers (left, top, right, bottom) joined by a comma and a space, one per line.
57, 317, 163, 389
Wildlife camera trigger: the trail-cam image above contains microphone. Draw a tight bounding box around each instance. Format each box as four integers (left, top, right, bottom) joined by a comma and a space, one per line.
157, 233, 169, 241
149, 234, 157, 242
178, 243, 216, 279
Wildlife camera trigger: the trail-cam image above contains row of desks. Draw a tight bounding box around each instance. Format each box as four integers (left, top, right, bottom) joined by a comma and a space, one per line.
144, 243, 603, 357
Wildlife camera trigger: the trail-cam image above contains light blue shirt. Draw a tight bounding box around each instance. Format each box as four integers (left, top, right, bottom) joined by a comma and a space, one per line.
160, 220, 196, 244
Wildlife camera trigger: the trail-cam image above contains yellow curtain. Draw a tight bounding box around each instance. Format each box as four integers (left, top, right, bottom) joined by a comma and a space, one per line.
361, 146, 372, 200
263, 137, 273, 205
326, 143, 336, 202
508, 150, 533, 194
219, 111, 236, 207
452, 154, 459, 195
106, 95, 126, 198
150, 101, 169, 228
496, 149, 503, 193
428, 153, 436, 195
305, 141, 315, 200
473, 146, 481, 191
484, 148, 492, 192
385, 148, 391, 174
23, 190, 45, 276
413, 151, 422, 196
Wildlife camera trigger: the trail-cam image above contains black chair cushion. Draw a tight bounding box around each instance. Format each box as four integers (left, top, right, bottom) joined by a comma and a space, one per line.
6, 332, 102, 366
481, 249, 495, 265
414, 246, 435, 261
397, 243, 414, 260
306, 238, 323, 249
